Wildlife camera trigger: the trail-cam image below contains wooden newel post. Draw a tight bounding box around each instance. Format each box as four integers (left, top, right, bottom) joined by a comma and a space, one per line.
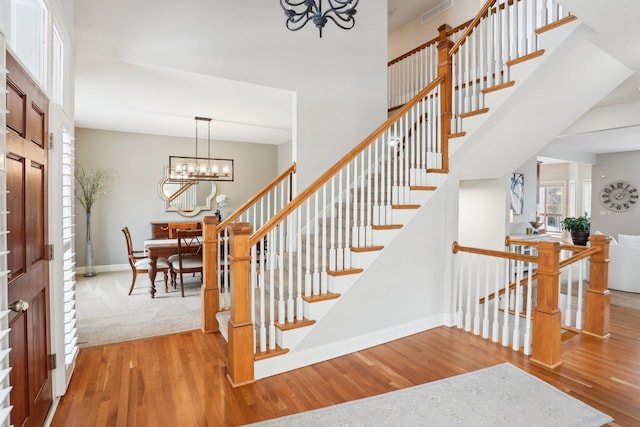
530, 241, 562, 369
201, 216, 219, 333
584, 234, 611, 339
437, 24, 453, 172
227, 222, 255, 387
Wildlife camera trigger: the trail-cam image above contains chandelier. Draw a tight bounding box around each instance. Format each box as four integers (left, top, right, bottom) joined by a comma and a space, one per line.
169, 117, 234, 182
280, 0, 358, 38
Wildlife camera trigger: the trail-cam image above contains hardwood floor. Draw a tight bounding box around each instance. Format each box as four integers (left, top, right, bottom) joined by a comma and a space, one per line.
51, 304, 640, 427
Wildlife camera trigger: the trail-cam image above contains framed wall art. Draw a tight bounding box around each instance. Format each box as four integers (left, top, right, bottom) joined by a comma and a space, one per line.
510, 173, 524, 215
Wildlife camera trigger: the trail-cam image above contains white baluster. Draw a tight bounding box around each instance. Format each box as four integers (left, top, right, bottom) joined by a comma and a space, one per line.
337, 170, 344, 270
474, 256, 481, 335
373, 138, 380, 226
576, 259, 584, 329
268, 230, 276, 350
304, 201, 312, 297
344, 164, 352, 269
251, 245, 257, 353
321, 184, 328, 294
277, 201, 285, 326
287, 208, 294, 323
502, 257, 511, 347
482, 257, 490, 339
365, 146, 373, 245
359, 151, 366, 246
456, 252, 464, 328
523, 260, 534, 355
465, 253, 472, 332
312, 192, 320, 295
565, 262, 573, 327
296, 208, 303, 321
491, 259, 501, 343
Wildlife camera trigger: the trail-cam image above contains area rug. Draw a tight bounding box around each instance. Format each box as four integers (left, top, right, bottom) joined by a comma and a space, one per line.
76, 270, 202, 347
247, 363, 612, 427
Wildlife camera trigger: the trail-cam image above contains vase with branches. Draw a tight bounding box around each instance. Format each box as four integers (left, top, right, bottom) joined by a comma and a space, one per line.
75, 164, 116, 276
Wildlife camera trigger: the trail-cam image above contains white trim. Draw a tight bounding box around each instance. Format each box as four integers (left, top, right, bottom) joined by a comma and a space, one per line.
255, 314, 447, 380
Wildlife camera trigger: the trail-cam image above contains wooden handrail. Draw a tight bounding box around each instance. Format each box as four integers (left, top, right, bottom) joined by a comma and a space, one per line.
559, 246, 600, 269
388, 37, 439, 66
387, 18, 474, 67
217, 162, 296, 233
250, 75, 445, 246
452, 241, 537, 263
449, 0, 496, 56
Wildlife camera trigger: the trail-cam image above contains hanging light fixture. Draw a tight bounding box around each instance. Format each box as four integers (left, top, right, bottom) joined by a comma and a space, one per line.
169, 116, 234, 182
280, 0, 358, 38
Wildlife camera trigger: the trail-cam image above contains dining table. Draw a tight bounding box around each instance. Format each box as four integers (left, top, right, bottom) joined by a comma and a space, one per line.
144, 238, 180, 298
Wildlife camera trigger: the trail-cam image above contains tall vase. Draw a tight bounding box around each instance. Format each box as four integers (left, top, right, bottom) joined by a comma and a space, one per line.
84, 211, 97, 277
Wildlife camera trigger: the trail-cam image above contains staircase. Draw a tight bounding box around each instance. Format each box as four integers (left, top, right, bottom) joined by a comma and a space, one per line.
212, 0, 632, 383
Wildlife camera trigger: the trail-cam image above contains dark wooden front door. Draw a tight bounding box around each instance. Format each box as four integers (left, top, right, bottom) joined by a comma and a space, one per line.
6, 52, 52, 427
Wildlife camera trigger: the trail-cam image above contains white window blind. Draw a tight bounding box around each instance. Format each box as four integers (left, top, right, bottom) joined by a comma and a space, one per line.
0, 37, 14, 426
61, 131, 78, 372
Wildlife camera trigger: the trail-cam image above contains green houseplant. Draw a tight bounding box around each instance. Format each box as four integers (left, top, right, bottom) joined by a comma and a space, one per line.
561, 212, 590, 246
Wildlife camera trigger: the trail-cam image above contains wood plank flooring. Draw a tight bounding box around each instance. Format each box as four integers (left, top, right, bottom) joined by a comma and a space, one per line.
51, 304, 640, 427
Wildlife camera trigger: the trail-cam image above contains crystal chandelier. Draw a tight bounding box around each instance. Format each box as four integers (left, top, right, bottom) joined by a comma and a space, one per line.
280, 0, 358, 38
169, 117, 234, 182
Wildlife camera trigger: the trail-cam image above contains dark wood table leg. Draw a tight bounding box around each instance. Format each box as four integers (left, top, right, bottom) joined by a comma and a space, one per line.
148, 256, 158, 298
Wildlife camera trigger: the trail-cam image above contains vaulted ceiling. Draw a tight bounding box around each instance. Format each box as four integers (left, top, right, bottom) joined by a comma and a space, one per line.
74, 0, 640, 156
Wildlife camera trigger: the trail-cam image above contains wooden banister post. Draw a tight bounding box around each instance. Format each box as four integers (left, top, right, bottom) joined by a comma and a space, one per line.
437, 24, 453, 172
584, 234, 611, 339
201, 216, 219, 333
227, 222, 255, 387
530, 241, 562, 369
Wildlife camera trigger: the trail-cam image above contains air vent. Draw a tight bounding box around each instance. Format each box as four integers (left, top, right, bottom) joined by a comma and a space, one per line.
421, 0, 454, 24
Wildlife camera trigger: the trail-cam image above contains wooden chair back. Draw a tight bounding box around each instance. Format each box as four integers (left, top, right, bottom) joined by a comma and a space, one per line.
168, 222, 201, 239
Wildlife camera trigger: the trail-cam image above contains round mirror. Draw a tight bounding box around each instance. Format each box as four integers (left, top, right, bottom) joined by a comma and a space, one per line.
158, 168, 216, 217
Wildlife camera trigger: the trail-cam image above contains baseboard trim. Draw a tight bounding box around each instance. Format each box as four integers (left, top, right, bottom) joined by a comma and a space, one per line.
255, 314, 448, 380
76, 264, 129, 275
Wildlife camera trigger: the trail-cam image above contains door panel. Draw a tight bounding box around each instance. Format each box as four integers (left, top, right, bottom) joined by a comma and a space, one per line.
6, 52, 52, 427
6, 153, 26, 278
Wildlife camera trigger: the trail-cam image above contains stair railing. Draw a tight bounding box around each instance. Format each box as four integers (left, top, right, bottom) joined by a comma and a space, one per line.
201, 163, 296, 333
221, 0, 581, 385
389, 0, 575, 128
450, 0, 572, 132
452, 234, 611, 368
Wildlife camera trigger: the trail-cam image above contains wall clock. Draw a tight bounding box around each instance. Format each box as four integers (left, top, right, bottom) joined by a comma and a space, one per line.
600, 181, 639, 211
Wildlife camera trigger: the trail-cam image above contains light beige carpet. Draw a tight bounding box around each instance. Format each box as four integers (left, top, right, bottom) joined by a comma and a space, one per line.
76, 270, 201, 347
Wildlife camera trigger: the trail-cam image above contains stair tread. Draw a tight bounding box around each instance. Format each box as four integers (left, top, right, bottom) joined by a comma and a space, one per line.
275, 317, 316, 331
302, 292, 341, 303
255, 345, 289, 361
351, 245, 384, 253
327, 267, 364, 276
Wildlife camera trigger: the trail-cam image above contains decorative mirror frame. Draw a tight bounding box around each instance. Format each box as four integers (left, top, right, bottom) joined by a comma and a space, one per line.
158, 167, 217, 217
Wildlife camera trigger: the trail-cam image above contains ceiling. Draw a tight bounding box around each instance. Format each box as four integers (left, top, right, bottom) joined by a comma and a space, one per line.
74, 0, 640, 157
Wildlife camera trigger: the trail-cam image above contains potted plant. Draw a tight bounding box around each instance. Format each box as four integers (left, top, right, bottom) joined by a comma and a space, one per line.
75, 164, 116, 276
561, 212, 590, 246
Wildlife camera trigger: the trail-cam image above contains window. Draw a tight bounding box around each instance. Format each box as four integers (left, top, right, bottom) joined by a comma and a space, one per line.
51, 25, 64, 106
8, 0, 48, 85
582, 179, 592, 217
538, 182, 565, 233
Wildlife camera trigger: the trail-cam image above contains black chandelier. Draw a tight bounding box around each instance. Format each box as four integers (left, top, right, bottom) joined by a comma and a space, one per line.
280, 0, 358, 38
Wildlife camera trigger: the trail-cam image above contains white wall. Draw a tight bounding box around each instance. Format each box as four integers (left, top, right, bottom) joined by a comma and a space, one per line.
591, 151, 640, 237
459, 178, 508, 250
74, 128, 278, 267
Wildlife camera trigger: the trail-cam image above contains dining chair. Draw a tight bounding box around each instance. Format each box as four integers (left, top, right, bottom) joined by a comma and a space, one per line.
169, 229, 204, 297
122, 227, 170, 295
